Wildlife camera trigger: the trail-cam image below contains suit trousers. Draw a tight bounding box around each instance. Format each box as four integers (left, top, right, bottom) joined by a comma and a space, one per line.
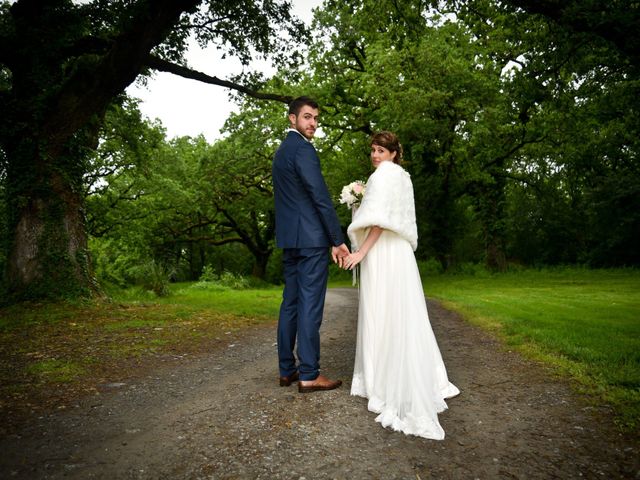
277, 247, 329, 381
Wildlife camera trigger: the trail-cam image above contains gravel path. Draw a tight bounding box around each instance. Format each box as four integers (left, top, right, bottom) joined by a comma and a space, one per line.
1, 288, 638, 479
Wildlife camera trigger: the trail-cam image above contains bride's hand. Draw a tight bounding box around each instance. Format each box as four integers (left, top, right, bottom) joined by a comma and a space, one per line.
344, 251, 364, 270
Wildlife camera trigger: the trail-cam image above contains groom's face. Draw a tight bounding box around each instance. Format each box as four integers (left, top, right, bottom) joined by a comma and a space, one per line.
289, 105, 319, 140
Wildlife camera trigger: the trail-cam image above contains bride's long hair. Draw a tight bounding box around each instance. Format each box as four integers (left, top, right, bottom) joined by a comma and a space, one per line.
370, 131, 403, 165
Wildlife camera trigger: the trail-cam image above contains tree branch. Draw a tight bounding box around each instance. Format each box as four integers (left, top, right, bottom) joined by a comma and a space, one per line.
192, 236, 243, 246
494, 171, 543, 193
504, 0, 640, 66
63, 35, 112, 58
42, 0, 202, 153
144, 54, 293, 103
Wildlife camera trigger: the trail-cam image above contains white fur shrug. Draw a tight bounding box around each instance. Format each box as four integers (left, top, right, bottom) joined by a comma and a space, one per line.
347, 161, 418, 251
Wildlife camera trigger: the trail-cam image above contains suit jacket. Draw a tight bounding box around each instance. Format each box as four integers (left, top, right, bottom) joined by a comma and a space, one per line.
272, 130, 344, 249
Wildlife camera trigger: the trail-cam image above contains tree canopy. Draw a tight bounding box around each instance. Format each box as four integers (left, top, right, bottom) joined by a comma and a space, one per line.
1, 0, 638, 301
0, 0, 299, 300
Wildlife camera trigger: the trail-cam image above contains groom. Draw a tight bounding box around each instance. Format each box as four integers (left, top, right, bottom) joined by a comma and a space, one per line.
272, 96, 349, 393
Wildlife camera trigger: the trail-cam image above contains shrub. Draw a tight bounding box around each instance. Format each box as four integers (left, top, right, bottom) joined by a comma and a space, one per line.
450, 262, 491, 277
198, 265, 218, 282
418, 258, 445, 276
192, 268, 251, 291
132, 260, 174, 297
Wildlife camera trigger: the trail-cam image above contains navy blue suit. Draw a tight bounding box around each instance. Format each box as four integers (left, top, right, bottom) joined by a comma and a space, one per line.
272, 130, 344, 381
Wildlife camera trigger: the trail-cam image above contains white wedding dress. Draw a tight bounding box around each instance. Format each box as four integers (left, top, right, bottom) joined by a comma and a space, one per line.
348, 161, 459, 440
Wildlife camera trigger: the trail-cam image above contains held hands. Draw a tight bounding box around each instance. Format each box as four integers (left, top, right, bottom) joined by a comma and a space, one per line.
332, 243, 350, 267
341, 226, 381, 270
343, 251, 364, 270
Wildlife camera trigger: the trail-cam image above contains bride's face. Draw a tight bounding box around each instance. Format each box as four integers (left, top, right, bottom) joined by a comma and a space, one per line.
370, 144, 397, 168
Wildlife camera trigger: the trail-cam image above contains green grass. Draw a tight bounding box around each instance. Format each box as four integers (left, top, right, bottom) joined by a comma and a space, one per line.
25, 359, 86, 383
112, 282, 283, 318
423, 267, 640, 430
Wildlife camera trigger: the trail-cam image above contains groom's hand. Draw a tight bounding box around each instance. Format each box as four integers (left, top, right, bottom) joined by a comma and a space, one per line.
332, 243, 350, 267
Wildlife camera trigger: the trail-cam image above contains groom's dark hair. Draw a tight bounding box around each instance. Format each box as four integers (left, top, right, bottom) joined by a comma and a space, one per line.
288, 96, 319, 116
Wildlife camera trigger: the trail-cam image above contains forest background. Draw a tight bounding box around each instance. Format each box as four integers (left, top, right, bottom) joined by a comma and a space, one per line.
0, 0, 638, 300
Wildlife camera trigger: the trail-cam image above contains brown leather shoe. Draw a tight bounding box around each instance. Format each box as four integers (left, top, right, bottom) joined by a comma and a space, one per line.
279, 371, 299, 387
298, 374, 342, 393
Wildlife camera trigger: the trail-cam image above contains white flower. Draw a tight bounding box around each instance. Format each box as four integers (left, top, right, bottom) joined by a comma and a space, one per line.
339, 180, 366, 208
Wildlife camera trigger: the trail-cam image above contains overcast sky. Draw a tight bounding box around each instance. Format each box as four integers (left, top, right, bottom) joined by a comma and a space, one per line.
126, 1, 322, 142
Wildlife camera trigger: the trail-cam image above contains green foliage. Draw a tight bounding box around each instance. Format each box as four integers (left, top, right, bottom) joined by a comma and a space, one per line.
81, 0, 640, 288
0, 162, 6, 289
130, 260, 174, 297
303, 0, 524, 268
0, 0, 308, 302
198, 265, 219, 282
454, 0, 640, 268
86, 90, 296, 287
4, 0, 638, 302
327, 262, 353, 282
300, 0, 639, 269
417, 258, 445, 277
191, 268, 251, 291
447, 262, 492, 277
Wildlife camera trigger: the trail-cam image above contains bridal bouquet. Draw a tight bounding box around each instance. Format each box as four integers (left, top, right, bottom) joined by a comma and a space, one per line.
339, 180, 366, 209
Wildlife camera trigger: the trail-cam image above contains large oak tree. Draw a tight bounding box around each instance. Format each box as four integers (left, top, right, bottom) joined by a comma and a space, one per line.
0, 0, 296, 300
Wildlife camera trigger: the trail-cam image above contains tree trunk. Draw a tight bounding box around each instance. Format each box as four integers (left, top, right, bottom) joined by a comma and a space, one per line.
1, 0, 200, 301
485, 238, 507, 271
5, 149, 95, 300
251, 250, 271, 280
477, 181, 508, 272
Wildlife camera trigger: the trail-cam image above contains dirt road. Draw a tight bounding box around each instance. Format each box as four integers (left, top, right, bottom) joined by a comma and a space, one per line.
1, 288, 638, 479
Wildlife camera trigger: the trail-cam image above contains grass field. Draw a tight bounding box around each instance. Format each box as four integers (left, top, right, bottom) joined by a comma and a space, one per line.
422, 268, 640, 430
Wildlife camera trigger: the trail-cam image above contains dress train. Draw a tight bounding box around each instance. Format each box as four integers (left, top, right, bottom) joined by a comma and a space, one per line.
351, 230, 459, 440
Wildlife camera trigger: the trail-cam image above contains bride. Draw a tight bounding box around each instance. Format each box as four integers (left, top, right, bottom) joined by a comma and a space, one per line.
343, 131, 459, 440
